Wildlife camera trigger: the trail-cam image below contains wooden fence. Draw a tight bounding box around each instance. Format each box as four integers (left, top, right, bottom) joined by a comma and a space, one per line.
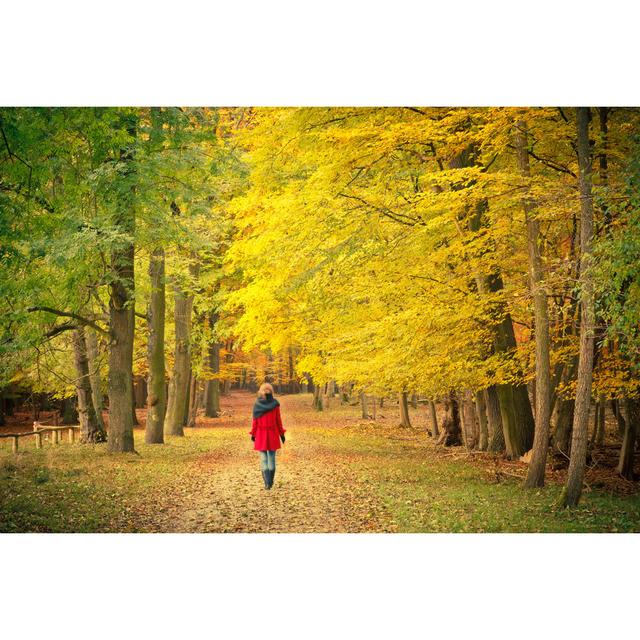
0, 422, 81, 453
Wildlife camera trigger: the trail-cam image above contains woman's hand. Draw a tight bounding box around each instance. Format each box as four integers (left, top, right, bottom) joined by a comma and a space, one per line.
280, 434, 285, 444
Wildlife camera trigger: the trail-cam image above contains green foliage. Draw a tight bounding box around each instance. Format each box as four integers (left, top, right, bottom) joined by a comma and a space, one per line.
0, 107, 246, 391
595, 135, 640, 374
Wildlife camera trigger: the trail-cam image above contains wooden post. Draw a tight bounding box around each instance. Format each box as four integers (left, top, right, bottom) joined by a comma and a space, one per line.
35, 432, 42, 449
12, 436, 18, 454
53, 430, 59, 445
68, 428, 75, 444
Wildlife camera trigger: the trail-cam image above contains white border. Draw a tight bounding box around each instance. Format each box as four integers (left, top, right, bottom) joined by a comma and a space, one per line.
2, 1, 639, 105
2, 533, 637, 639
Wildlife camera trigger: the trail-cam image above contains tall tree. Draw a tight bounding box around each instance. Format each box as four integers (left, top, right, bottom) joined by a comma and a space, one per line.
561, 108, 596, 507
107, 114, 137, 453
146, 247, 166, 443
204, 312, 221, 417
485, 386, 505, 453
617, 398, 638, 479
475, 391, 488, 451
164, 257, 199, 437
399, 391, 412, 427
85, 329, 106, 434
429, 400, 440, 439
515, 119, 552, 488
71, 327, 107, 443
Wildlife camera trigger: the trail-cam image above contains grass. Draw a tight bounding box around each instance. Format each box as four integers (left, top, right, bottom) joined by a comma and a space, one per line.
0, 430, 237, 532
311, 426, 640, 533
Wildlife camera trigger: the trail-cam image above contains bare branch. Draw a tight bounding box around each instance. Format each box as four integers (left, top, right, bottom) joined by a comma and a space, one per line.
44, 321, 78, 339
27, 306, 110, 337
337, 192, 424, 227
527, 148, 577, 178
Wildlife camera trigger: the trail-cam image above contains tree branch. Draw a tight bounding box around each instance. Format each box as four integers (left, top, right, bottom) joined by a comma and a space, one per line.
404, 107, 428, 116
337, 192, 423, 227
27, 306, 110, 337
44, 321, 78, 339
527, 148, 576, 178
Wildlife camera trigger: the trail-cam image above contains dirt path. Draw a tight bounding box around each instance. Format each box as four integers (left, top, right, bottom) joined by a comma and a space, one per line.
149, 393, 396, 533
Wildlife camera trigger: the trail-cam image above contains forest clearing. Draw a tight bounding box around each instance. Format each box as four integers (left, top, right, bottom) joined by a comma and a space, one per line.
2, 106, 640, 532
2, 392, 639, 533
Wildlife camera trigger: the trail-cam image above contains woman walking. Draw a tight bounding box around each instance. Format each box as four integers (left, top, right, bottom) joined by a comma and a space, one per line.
250, 383, 286, 489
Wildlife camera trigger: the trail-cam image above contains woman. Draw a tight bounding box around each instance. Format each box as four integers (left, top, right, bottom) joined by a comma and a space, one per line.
250, 383, 286, 489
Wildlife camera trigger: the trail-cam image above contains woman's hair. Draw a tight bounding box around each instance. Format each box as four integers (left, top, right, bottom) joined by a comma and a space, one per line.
258, 382, 274, 399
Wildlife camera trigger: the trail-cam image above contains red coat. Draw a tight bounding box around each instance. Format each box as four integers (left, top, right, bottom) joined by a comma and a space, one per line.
250, 406, 286, 451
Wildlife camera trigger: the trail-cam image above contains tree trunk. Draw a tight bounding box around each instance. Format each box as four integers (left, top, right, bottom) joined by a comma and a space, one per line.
590, 400, 601, 446
429, 400, 439, 439
85, 329, 106, 434
552, 358, 578, 457
164, 262, 198, 437
322, 382, 330, 410
359, 391, 368, 418
205, 377, 221, 417
107, 115, 136, 453
598, 107, 610, 227
182, 368, 192, 428
596, 394, 606, 446
485, 386, 505, 453
287, 348, 296, 393
611, 399, 626, 438
221, 340, 234, 395
479, 273, 534, 457
436, 393, 462, 446
61, 397, 77, 424
134, 376, 147, 408
460, 390, 477, 449
475, 391, 488, 451
594, 401, 601, 444
146, 247, 166, 444
562, 108, 596, 508
515, 119, 553, 488
554, 398, 575, 458
617, 397, 638, 480
495, 381, 535, 459
467, 188, 535, 459
313, 385, 323, 411
399, 391, 412, 428
204, 314, 221, 418
71, 327, 106, 443
186, 374, 199, 428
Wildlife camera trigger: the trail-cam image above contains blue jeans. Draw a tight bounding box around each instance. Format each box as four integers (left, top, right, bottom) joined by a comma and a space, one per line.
259, 450, 276, 472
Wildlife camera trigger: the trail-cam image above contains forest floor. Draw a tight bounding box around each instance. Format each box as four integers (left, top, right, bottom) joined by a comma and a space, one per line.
2, 392, 640, 533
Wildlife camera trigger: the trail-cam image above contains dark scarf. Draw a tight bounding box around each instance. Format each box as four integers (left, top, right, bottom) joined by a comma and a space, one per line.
252, 393, 280, 418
